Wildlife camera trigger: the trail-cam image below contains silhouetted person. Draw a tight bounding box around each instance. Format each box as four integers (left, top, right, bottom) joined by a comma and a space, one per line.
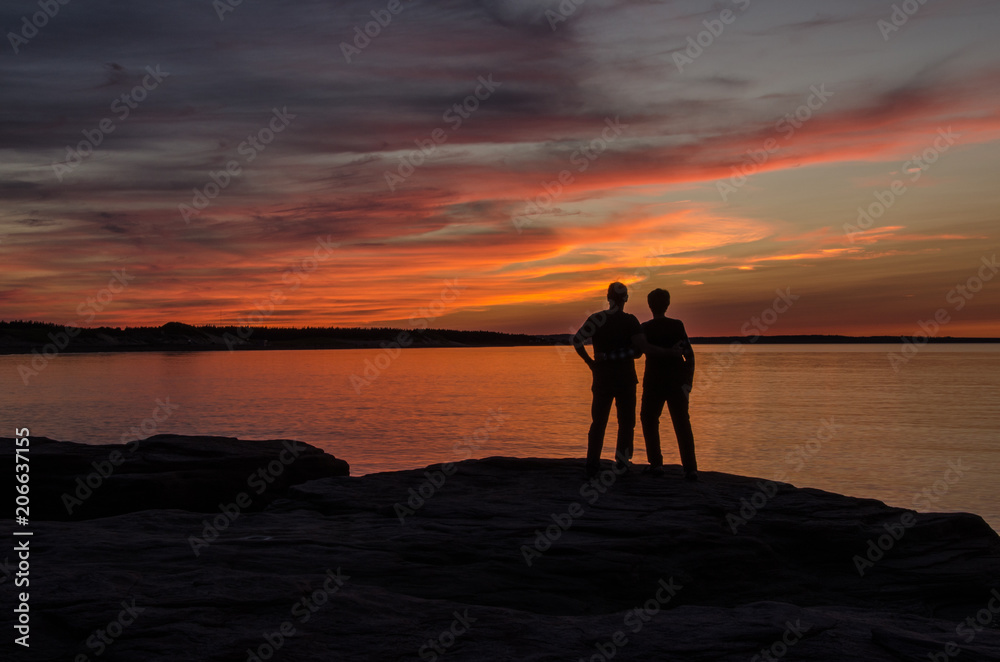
574, 282, 677, 477
639, 288, 697, 480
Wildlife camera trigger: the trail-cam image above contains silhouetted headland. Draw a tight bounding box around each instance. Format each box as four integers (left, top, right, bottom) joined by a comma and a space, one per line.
3, 435, 999, 660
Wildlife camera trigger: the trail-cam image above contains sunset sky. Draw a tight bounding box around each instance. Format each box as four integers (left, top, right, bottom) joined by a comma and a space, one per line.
3, 0, 999, 336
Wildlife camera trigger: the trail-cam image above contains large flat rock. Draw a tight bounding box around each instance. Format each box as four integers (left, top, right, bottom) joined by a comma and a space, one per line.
2, 437, 999, 661
1, 435, 349, 521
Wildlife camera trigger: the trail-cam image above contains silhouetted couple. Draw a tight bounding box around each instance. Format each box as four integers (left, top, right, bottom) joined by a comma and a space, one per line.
573, 282, 697, 480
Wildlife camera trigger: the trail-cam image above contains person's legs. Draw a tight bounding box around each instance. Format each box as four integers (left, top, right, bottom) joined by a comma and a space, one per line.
587, 389, 615, 475
613, 385, 636, 465
665, 386, 697, 475
639, 389, 665, 467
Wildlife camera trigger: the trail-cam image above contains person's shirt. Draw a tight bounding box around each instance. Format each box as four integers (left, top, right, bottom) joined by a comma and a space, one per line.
641, 316, 692, 388
575, 308, 642, 390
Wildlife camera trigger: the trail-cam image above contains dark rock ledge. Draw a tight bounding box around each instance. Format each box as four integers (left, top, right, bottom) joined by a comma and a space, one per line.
2, 435, 999, 661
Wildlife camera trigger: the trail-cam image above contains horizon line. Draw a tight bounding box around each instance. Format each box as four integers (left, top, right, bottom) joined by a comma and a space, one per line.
2, 319, 999, 342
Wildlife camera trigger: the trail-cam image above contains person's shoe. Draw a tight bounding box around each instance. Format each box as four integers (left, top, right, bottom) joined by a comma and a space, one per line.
684, 470, 699, 482
644, 465, 664, 476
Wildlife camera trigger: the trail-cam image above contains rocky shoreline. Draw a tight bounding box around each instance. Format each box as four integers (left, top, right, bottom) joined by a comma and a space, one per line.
3, 435, 1000, 661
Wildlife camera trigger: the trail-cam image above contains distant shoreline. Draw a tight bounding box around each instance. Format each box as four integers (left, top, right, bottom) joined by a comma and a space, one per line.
1, 320, 998, 356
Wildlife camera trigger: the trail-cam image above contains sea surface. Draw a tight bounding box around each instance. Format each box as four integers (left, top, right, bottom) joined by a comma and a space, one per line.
3, 344, 998, 530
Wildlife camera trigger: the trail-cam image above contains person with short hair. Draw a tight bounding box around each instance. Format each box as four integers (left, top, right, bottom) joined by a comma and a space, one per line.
639, 288, 697, 480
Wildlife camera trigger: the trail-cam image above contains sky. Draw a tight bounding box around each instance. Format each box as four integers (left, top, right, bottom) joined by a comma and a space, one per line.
2, 0, 999, 336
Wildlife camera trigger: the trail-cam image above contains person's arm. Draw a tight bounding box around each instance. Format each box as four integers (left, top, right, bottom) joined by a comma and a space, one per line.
680, 323, 695, 385
632, 333, 683, 358
573, 327, 596, 369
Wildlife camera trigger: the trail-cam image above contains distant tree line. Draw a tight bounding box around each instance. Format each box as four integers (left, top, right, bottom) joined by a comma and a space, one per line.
0, 320, 995, 356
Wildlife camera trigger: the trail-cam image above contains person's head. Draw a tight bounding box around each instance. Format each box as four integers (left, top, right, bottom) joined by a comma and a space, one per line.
647, 288, 670, 316
607, 282, 628, 309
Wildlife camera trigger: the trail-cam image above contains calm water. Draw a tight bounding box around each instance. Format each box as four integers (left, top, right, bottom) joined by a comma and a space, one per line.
3, 345, 998, 530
